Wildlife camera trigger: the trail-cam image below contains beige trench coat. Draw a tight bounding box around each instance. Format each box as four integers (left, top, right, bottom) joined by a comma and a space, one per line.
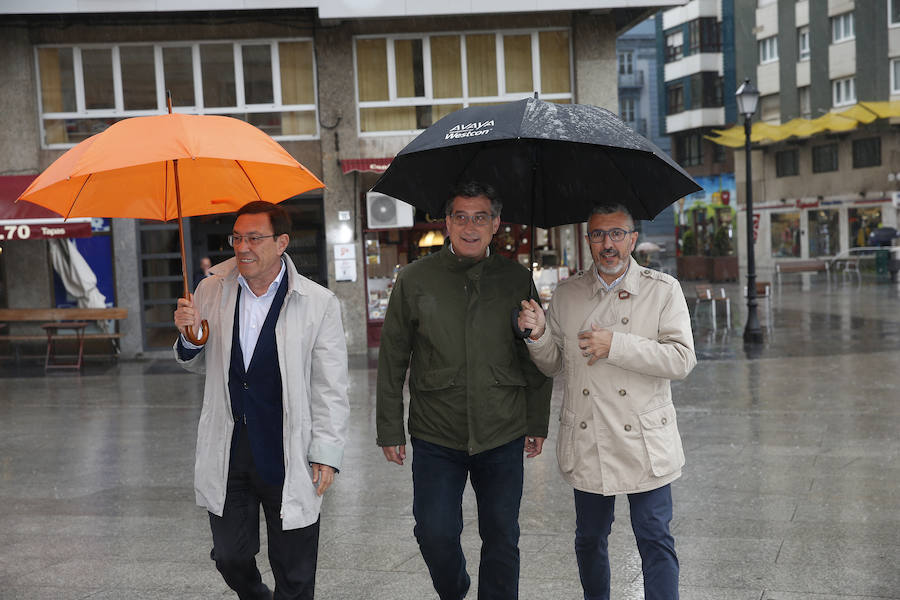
527, 258, 695, 495
174, 255, 350, 529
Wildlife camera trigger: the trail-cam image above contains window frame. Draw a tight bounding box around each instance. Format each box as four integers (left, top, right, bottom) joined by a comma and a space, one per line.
665, 30, 684, 63
34, 37, 319, 149
353, 27, 574, 137
832, 76, 856, 107
892, 58, 900, 95
775, 149, 799, 177
831, 12, 855, 44
891, 0, 900, 27
620, 97, 636, 123
618, 51, 633, 75
852, 137, 881, 169
812, 143, 839, 173
798, 26, 810, 61
758, 36, 778, 64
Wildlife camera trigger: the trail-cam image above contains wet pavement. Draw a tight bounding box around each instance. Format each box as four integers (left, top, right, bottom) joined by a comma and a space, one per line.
1, 276, 899, 599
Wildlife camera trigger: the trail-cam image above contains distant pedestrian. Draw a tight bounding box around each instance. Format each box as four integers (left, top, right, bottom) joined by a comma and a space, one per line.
377, 181, 552, 599
517, 203, 696, 600
194, 256, 213, 290
174, 201, 350, 599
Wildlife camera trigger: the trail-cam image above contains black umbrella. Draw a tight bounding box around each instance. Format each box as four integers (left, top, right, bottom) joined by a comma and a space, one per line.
372, 96, 701, 337
372, 96, 701, 234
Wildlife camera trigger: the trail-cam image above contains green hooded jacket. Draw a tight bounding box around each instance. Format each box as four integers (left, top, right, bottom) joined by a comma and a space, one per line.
376, 243, 552, 454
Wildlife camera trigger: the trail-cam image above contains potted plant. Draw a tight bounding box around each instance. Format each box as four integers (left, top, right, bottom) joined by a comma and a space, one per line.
710, 226, 738, 282
676, 229, 710, 280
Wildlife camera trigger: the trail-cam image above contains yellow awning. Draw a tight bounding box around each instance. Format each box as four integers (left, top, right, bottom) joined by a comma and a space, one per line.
706, 100, 900, 146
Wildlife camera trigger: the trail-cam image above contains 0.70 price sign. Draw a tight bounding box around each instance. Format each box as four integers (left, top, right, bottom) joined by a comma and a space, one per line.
0, 224, 32, 240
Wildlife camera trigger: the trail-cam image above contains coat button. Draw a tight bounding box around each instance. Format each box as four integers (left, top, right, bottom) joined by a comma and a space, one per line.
643, 269, 650, 275
621, 317, 629, 325
618, 389, 626, 396
582, 389, 590, 396
624, 424, 632, 431
579, 421, 588, 429
661, 417, 668, 425
243, 382, 249, 390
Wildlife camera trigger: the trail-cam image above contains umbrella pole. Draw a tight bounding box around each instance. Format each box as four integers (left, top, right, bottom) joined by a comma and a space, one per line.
174, 158, 209, 345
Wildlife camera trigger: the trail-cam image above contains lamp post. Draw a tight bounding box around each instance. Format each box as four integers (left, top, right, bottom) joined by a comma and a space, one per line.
736, 78, 763, 344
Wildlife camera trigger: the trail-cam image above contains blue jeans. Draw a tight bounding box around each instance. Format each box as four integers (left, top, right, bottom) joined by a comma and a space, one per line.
573, 485, 678, 600
411, 436, 525, 600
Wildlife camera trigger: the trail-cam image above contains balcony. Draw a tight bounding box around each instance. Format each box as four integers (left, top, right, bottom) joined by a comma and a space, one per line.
619, 70, 645, 89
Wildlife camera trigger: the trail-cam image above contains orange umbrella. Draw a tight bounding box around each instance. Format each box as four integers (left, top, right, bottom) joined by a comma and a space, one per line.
18, 97, 324, 344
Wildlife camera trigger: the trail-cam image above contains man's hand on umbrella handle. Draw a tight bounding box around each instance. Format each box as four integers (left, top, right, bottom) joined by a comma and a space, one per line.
382, 445, 407, 466
518, 299, 546, 340
174, 294, 208, 345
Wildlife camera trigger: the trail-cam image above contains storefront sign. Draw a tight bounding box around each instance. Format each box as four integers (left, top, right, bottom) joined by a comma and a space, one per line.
0, 220, 92, 240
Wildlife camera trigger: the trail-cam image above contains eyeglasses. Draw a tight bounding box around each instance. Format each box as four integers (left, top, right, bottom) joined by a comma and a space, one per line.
227, 234, 278, 247
587, 228, 634, 243
449, 212, 495, 226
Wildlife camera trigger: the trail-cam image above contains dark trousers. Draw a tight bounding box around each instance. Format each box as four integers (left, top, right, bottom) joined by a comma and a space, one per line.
209, 427, 320, 600
411, 436, 525, 600
573, 485, 678, 600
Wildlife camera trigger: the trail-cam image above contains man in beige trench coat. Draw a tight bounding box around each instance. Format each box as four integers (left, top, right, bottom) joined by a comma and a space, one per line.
517, 204, 695, 600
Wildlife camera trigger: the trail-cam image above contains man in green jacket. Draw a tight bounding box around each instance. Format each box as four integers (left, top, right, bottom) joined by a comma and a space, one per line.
377, 181, 552, 600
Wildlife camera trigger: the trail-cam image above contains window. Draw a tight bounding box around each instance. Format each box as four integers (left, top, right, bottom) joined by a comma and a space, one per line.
799, 86, 811, 118
812, 143, 839, 173
354, 29, 572, 134
808, 209, 840, 257
618, 51, 633, 75
849, 207, 882, 247
831, 12, 854, 43
713, 142, 726, 163
35, 39, 318, 147
676, 133, 702, 167
852, 137, 881, 168
688, 72, 723, 109
892, 0, 900, 26
892, 59, 900, 94
798, 26, 810, 61
775, 149, 798, 177
770, 212, 802, 258
759, 36, 778, 64
620, 97, 636, 123
665, 30, 683, 63
666, 83, 684, 114
832, 76, 856, 107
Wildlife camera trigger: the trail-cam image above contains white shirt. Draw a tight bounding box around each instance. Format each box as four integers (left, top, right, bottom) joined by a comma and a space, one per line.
182, 259, 287, 371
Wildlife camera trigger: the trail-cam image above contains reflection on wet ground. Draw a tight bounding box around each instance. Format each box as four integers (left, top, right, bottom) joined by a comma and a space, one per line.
1, 279, 899, 599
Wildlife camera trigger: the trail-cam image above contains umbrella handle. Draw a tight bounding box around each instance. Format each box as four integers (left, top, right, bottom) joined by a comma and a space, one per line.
185, 320, 209, 346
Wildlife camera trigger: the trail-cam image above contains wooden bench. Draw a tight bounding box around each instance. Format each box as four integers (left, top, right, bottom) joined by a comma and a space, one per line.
775, 259, 829, 285
0, 307, 128, 368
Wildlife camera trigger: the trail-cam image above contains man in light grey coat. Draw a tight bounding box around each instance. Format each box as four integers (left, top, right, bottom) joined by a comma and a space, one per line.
518, 204, 695, 600
174, 201, 349, 600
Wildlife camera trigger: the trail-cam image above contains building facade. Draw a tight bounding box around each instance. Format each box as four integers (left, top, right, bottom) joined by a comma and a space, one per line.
0, 1, 674, 358
729, 0, 900, 281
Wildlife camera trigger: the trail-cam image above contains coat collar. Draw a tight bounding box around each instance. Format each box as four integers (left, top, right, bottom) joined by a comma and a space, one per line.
588, 256, 643, 298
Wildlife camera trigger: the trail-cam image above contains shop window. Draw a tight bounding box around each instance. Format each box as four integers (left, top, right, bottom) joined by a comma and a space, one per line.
354, 28, 572, 135
808, 209, 840, 257
775, 149, 798, 177
35, 39, 319, 148
770, 212, 801, 258
812, 144, 838, 173
852, 137, 881, 168
849, 207, 882, 247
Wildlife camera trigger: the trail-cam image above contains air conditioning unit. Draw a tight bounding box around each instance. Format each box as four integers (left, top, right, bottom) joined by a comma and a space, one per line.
366, 191, 414, 228
892, 191, 900, 209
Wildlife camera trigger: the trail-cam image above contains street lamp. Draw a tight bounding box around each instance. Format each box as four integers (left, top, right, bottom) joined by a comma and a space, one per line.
736, 78, 763, 344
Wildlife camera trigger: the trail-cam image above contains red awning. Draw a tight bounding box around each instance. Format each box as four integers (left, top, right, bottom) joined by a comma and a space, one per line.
341, 157, 393, 175
0, 175, 92, 240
